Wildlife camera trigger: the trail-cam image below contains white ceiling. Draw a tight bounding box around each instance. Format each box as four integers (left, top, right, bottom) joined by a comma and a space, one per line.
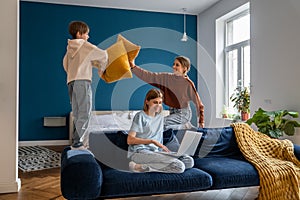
22, 0, 221, 14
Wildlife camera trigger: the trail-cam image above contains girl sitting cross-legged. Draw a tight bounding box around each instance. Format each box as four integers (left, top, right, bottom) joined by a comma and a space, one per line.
127, 88, 194, 173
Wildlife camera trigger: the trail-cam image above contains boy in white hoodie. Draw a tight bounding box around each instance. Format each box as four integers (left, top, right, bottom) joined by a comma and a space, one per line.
63, 21, 108, 150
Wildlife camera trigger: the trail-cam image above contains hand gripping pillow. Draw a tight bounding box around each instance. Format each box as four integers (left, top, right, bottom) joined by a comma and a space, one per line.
101, 40, 132, 83
117, 34, 141, 62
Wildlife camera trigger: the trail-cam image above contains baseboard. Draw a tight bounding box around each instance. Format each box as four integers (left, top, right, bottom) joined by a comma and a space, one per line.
18, 140, 70, 146
0, 178, 21, 193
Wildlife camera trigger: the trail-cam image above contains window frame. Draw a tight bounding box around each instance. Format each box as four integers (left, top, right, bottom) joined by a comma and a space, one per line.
215, 2, 250, 118
224, 40, 250, 106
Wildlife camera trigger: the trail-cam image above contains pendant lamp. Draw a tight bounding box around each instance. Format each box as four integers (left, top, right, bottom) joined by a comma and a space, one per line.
181, 8, 188, 42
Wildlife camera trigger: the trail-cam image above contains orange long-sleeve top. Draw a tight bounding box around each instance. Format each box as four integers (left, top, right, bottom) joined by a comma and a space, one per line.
132, 65, 204, 124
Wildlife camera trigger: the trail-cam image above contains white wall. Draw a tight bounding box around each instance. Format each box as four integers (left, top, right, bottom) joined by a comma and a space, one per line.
198, 0, 300, 142
250, 0, 300, 112
251, 0, 300, 143
0, 0, 21, 193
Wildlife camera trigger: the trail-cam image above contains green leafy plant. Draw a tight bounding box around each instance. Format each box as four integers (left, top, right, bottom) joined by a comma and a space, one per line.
246, 108, 300, 138
230, 86, 250, 113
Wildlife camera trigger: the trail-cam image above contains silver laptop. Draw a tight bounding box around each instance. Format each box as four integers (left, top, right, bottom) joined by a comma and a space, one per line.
159, 130, 203, 157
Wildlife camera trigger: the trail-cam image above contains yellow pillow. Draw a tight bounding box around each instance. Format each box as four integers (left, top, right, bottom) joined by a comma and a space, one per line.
101, 40, 132, 83
117, 34, 141, 62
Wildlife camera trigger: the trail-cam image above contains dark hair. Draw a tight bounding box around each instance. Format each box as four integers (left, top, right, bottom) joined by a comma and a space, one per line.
68, 21, 89, 39
143, 88, 163, 113
175, 56, 191, 74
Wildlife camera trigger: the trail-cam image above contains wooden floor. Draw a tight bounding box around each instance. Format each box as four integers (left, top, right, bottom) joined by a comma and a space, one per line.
0, 146, 259, 200
113, 187, 259, 200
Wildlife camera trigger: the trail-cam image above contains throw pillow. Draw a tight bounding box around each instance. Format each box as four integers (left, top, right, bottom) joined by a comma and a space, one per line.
163, 129, 180, 152
194, 127, 242, 158
117, 34, 141, 62
101, 40, 132, 83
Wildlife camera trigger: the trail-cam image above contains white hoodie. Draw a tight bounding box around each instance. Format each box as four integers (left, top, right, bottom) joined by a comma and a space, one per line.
63, 39, 108, 84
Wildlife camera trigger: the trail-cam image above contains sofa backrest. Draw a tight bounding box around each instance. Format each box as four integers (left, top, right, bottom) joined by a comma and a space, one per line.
89, 126, 242, 168
194, 127, 242, 158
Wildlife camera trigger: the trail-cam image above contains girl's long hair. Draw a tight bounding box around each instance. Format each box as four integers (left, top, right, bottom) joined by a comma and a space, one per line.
143, 88, 163, 114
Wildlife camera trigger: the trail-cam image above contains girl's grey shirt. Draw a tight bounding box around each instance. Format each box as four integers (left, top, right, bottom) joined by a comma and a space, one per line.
128, 111, 164, 157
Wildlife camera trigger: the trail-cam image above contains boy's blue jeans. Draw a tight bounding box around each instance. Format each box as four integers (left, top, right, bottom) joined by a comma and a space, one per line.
68, 80, 92, 147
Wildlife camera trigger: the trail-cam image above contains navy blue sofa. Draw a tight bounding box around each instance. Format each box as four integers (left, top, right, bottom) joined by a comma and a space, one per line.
60, 127, 300, 199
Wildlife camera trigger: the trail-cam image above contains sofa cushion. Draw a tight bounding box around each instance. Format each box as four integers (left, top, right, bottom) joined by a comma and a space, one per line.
99, 167, 212, 198
194, 157, 259, 189
163, 128, 175, 144
89, 130, 130, 171
294, 144, 300, 161
194, 127, 242, 158
163, 128, 180, 152
60, 147, 102, 199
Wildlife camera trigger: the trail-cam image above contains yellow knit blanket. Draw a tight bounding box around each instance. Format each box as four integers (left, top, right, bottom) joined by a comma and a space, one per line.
231, 123, 300, 200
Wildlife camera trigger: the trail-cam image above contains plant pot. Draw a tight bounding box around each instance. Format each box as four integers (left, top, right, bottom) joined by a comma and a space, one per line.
241, 112, 249, 121
222, 114, 228, 118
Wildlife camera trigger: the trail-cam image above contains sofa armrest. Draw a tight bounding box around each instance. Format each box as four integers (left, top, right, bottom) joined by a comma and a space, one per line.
60, 147, 102, 199
294, 144, 300, 161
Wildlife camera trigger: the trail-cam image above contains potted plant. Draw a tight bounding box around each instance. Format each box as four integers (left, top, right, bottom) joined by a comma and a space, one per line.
221, 105, 228, 118
230, 86, 250, 121
246, 108, 300, 138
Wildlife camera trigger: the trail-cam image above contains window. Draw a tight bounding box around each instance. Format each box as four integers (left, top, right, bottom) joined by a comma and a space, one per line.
225, 10, 250, 111
215, 2, 250, 118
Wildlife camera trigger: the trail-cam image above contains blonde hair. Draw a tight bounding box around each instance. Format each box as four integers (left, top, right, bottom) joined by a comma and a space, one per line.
143, 89, 163, 113
175, 56, 191, 74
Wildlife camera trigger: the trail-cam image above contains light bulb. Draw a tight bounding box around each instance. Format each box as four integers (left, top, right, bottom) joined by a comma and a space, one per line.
181, 32, 188, 42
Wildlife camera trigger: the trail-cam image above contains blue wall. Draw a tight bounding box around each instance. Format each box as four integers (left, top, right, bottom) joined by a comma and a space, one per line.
19, 1, 197, 141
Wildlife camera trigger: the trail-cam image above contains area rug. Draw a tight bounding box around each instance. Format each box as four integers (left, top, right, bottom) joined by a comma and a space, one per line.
18, 146, 61, 172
